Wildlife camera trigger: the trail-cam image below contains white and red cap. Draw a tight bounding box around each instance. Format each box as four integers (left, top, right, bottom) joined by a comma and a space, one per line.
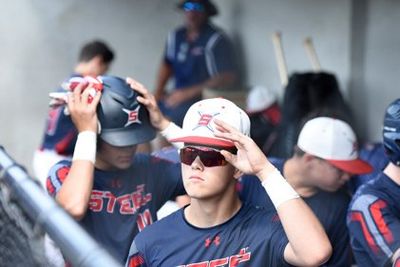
246, 85, 276, 114
297, 117, 373, 175
169, 98, 250, 147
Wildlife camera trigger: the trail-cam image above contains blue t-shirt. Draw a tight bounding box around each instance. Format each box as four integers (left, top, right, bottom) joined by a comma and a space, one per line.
47, 154, 184, 263
126, 203, 290, 267
238, 158, 352, 267
164, 23, 236, 89
347, 172, 400, 267
40, 74, 81, 155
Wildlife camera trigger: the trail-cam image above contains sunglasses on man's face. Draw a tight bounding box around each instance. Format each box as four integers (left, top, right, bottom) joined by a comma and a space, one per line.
183, 2, 205, 12
180, 146, 236, 167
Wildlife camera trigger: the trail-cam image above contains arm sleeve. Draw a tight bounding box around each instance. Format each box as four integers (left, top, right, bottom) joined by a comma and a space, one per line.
348, 194, 400, 266
125, 240, 148, 267
46, 160, 72, 197
206, 32, 237, 75
149, 156, 185, 207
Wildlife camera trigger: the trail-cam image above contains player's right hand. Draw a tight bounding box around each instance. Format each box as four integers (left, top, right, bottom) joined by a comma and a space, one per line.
67, 82, 102, 133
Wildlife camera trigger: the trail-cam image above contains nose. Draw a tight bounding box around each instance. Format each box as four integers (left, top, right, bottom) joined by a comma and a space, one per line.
340, 172, 352, 182
191, 156, 204, 170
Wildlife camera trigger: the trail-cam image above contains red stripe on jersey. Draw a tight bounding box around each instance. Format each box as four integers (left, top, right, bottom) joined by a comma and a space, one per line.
56, 166, 70, 184
369, 200, 394, 244
55, 131, 76, 155
351, 211, 380, 254
128, 255, 145, 267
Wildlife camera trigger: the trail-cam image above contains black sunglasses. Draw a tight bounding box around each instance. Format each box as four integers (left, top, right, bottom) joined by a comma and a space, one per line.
180, 146, 236, 167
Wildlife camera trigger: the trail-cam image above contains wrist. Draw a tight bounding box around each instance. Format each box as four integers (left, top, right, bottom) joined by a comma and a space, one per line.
72, 131, 97, 164
261, 169, 300, 208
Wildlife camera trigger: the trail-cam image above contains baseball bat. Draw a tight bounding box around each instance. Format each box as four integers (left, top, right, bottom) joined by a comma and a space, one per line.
271, 31, 288, 87
303, 37, 321, 71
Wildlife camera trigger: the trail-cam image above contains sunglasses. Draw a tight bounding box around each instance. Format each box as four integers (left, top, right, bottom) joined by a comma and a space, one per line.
183, 2, 205, 12
180, 146, 236, 167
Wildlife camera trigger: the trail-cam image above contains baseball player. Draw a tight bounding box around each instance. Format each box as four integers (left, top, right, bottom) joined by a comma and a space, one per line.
347, 98, 400, 267
126, 97, 332, 266
155, 0, 237, 128
46, 76, 185, 263
238, 117, 373, 267
34, 40, 114, 188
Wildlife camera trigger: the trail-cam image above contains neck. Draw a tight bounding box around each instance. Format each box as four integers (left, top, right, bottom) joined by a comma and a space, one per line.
74, 63, 93, 77
284, 158, 318, 197
184, 187, 242, 228
383, 162, 400, 185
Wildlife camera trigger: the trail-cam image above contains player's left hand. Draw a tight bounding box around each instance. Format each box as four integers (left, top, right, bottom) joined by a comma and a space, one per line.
213, 119, 276, 178
126, 77, 170, 131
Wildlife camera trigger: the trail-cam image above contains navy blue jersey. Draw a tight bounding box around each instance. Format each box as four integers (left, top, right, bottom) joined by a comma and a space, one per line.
239, 158, 352, 266
164, 23, 236, 89
47, 154, 184, 263
347, 172, 400, 267
39, 74, 81, 155
347, 142, 388, 193
126, 203, 290, 267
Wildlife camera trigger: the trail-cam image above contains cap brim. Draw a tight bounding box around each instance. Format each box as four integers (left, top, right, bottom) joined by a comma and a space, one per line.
169, 136, 234, 147
100, 127, 156, 147
328, 159, 373, 175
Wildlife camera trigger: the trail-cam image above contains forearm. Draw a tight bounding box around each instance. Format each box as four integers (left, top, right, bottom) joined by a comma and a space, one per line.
56, 131, 96, 220
260, 169, 331, 266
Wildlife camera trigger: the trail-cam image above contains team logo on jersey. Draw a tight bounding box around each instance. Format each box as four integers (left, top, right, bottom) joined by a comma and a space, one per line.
123, 106, 141, 127
193, 112, 220, 132
205, 235, 220, 248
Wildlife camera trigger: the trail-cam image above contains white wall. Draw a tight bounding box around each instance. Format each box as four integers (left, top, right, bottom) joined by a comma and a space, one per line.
1, 0, 399, 173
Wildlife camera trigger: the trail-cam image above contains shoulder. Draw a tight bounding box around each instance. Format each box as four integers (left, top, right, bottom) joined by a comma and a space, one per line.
47, 159, 72, 196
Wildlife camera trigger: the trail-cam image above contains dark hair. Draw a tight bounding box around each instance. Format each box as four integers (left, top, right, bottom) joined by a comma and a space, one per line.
78, 40, 114, 64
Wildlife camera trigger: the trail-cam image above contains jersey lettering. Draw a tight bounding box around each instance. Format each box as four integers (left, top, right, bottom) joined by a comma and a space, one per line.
136, 209, 153, 232
88, 184, 152, 214
176, 248, 251, 267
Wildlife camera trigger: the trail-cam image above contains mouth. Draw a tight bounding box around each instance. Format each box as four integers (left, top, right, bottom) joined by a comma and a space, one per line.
189, 176, 204, 181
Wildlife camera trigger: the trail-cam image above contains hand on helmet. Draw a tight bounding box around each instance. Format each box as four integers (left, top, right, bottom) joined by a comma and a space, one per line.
126, 77, 170, 131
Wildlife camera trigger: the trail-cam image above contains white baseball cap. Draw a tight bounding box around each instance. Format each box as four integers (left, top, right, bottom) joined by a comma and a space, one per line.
246, 85, 276, 114
169, 98, 250, 147
297, 117, 372, 175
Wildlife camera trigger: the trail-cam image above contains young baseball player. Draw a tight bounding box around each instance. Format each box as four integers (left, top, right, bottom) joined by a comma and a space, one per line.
125, 97, 332, 266
34, 40, 114, 188
347, 98, 400, 267
46, 76, 185, 263
238, 116, 373, 266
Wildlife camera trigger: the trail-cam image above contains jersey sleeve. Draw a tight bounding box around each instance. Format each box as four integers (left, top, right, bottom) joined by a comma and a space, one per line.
148, 156, 185, 207
348, 194, 400, 266
206, 32, 237, 75
46, 160, 72, 197
125, 240, 148, 267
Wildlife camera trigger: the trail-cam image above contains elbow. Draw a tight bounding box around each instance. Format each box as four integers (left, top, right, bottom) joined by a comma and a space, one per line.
303, 243, 332, 267
56, 195, 88, 220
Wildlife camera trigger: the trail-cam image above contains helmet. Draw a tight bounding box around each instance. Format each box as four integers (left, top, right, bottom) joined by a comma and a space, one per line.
97, 76, 156, 146
383, 98, 400, 166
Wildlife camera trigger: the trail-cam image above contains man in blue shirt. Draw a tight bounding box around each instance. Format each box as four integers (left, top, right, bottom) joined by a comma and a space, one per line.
239, 117, 373, 266
34, 40, 114, 188
126, 97, 332, 267
347, 99, 400, 267
47, 76, 185, 263
155, 0, 237, 128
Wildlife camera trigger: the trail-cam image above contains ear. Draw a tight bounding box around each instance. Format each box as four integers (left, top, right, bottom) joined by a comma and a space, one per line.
303, 153, 316, 163
233, 168, 244, 179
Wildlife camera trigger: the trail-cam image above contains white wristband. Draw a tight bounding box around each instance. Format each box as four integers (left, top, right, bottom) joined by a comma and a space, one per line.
160, 122, 184, 149
72, 131, 97, 164
262, 169, 300, 208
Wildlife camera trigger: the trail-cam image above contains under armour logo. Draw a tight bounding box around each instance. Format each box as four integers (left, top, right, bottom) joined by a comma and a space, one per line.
123, 106, 141, 127
193, 112, 220, 132
205, 236, 221, 248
